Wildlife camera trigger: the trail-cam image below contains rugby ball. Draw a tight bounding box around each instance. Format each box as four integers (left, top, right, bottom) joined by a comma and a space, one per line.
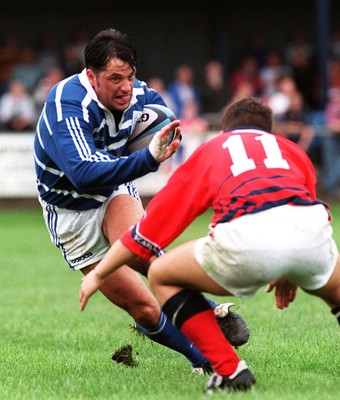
126, 104, 176, 154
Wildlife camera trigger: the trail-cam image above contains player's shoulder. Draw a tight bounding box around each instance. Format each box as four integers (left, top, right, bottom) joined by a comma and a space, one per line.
62, 74, 86, 98
44, 73, 91, 123
133, 78, 148, 94
273, 131, 306, 153
47, 74, 84, 103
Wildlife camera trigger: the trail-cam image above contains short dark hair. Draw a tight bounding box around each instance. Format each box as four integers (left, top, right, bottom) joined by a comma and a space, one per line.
84, 28, 137, 72
222, 97, 273, 132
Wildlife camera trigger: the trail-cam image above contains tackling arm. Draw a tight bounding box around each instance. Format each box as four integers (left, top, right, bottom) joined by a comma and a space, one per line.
79, 239, 136, 311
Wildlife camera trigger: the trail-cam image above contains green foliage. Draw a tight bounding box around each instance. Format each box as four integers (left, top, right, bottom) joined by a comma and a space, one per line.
0, 205, 339, 400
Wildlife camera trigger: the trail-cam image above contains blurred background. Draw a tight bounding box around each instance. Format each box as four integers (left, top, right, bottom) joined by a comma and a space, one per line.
1, 0, 338, 88
0, 0, 340, 202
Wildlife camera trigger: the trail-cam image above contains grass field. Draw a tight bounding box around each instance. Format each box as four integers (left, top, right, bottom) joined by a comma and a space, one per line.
0, 204, 339, 400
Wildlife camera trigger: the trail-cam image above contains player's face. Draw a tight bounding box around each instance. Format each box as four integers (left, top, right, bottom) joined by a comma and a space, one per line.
87, 58, 136, 112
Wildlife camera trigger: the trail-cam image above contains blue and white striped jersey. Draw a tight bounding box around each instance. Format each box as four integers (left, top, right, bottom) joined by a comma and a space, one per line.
34, 69, 166, 210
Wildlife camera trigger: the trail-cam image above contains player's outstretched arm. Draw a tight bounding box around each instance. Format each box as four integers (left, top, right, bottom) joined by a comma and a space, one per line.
148, 120, 181, 162
266, 278, 298, 309
79, 269, 105, 311
79, 240, 136, 311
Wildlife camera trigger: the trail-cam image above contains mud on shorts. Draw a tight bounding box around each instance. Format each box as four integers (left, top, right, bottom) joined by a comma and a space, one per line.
39, 182, 141, 270
194, 204, 338, 298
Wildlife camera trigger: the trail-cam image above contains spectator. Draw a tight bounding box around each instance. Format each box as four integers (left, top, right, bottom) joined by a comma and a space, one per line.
331, 27, 340, 59
328, 58, 340, 90
180, 100, 209, 135
325, 88, 340, 132
321, 88, 340, 197
0, 32, 21, 95
0, 79, 37, 132
147, 76, 175, 111
61, 44, 84, 77
229, 55, 263, 97
167, 64, 201, 118
260, 49, 292, 98
60, 28, 89, 78
289, 47, 318, 110
35, 30, 61, 74
33, 66, 65, 112
67, 27, 89, 69
169, 99, 210, 168
228, 81, 256, 105
274, 90, 314, 153
10, 46, 43, 94
267, 74, 297, 119
284, 30, 313, 66
245, 29, 272, 68
200, 60, 230, 129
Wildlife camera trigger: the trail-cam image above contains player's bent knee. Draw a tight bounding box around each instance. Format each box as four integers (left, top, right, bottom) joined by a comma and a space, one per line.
147, 262, 163, 289
128, 300, 161, 327
310, 256, 340, 304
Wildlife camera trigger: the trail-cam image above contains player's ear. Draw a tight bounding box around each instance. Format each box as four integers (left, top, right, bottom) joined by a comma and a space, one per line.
86, 69, 96, 86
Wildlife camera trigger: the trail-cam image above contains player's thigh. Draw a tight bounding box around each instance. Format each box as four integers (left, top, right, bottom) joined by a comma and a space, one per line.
303, 254, 340, 307
102, 193, 149, 274
102, 194, 144, 244
149, 240, 230, 295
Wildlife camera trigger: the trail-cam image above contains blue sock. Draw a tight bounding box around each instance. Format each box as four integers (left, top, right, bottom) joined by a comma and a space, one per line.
136, 311, 209, 367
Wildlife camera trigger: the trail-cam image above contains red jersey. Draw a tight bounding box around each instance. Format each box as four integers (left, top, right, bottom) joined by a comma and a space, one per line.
121, 128, 326, 260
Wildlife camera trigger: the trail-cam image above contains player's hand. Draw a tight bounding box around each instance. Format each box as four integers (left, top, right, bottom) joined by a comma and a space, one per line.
79, 270, 105, 311
265, 278, 298, 309
148, 120, 181, 162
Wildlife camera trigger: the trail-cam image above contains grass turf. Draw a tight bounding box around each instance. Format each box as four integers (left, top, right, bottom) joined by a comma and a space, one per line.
0, 204, 339, 400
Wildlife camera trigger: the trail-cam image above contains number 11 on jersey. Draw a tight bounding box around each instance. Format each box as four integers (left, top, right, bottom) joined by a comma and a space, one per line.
222, 133, 290, 177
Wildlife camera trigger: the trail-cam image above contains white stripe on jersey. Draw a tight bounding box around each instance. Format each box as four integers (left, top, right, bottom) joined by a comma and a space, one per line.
67, 117, 92, 160
93, 151, 113, 162
66, 117, 120, 163
93, 118, 107, 134
34, 153, 65, 176
50, 187, 107, 202
106, 139, 127, 151
56, 76, 74, 122
38, 179, 107, 202
36, 116, 45, 149
81, 94, 91, 122
130, 87, 144, 106
42, 107, 53, 136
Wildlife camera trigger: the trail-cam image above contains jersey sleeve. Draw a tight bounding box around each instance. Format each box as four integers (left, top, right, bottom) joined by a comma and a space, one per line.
120, 145, 213, 259
47, 111, 159, 192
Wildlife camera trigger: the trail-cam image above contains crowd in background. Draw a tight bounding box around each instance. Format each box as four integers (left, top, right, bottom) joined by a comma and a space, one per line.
0, 29, 87, 132
0, 28, 339, 197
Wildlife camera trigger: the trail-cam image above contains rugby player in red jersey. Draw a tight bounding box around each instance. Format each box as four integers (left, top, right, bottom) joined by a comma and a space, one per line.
79, 97, 340, 393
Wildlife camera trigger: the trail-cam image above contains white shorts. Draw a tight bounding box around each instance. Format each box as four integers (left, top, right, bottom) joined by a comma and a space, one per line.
194, 204, 338, 298
39, 182, 141, 270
